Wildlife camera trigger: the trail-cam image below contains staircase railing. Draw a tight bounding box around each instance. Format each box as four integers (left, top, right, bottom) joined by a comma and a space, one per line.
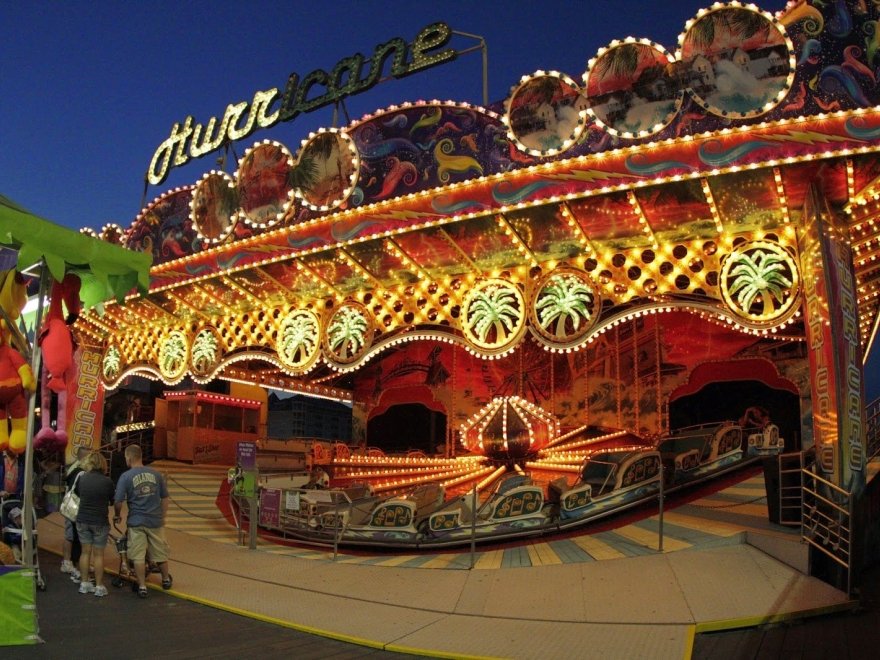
801, 468, 853, 596
867, 397, 879, 460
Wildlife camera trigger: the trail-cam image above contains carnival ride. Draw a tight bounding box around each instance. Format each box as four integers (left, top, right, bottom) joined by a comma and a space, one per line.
260, 406, 783, 548
71, 1, 880, 551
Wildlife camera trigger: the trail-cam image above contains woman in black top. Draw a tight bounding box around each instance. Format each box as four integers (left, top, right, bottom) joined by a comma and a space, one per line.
74, 451, 114, 597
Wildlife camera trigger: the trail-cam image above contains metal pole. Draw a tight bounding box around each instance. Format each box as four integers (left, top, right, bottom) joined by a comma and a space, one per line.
247, 495, 257, 550
470, 484, 477, 568
22, 263, 48, 571
333, 492, 339, 561
480, 38, 488, 107
230, 492, 241, 543
451, 31, 489, 107
658, 464, 665, 552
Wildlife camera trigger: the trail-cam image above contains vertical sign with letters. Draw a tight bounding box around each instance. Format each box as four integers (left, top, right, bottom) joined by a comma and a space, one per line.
799, 185, 866, 495
67, 346, 106, 456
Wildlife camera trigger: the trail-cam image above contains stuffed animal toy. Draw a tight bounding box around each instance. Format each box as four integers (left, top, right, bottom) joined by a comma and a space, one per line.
34, 273, 81, 452
0, 270, 36, 454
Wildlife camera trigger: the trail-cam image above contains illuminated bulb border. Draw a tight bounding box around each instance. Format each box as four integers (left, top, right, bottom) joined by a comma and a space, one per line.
190, 170, 238, 245
292, 128, 360, 212
235, 139, 296, 229
584, 37, 680, 140
502, 70, 588, 158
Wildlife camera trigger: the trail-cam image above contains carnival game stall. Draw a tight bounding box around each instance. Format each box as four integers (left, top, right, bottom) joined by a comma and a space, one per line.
77, 2, 878, 556
0, 194, 151, 644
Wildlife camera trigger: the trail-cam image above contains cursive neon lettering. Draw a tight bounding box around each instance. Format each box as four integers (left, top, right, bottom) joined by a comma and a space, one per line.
409, 22, 455, 72
189, 115, 226, 158
148, 22, 456, 186
293, 69, 333, 115
329, 54, 366, 97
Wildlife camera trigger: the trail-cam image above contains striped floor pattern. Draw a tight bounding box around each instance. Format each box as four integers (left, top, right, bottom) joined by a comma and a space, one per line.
152, 462, 798, 570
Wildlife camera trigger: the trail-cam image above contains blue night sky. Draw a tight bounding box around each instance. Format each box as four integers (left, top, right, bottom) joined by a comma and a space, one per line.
1, 1, 878, 400
2, 0, 731, 230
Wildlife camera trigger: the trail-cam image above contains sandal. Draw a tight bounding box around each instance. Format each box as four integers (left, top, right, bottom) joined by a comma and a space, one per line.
162, 576, 173, 590
138, 586, 148, 599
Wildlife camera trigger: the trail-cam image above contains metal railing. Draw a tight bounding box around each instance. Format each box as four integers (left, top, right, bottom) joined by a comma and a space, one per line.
778, 451, 805, 526
801, 468, 853, 596
99, 425, 156, 482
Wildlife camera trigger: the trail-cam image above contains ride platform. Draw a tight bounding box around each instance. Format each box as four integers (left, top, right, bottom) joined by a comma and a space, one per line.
28, 461, 856, 659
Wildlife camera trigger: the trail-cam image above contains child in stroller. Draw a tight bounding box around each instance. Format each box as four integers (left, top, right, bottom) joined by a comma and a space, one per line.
1, 498, 46, 590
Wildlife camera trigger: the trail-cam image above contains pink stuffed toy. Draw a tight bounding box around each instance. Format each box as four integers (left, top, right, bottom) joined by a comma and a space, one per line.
34, 273, 81, 452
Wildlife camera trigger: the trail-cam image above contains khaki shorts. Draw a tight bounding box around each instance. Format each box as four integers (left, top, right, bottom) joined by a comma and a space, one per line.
127, 526, 170, 563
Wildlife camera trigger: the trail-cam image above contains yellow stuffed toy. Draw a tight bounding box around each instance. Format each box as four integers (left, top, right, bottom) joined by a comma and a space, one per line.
0, 270, 36, 454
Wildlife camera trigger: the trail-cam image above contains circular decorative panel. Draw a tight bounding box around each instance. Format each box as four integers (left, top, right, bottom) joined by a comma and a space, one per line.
158, 330, 190, 381
505, 71, 587, 156
191, 171, 238, 243
461, 279, 526, 354
276, 309, 320, 373
530, 269, 599, 349
719, 240, 799, 324
584, 40, 680, 138
293, 129, 359, 211
323, 302, 373, 366
236, 141, 295, 229
678, 3, 793, 118
190, 327, 222, 377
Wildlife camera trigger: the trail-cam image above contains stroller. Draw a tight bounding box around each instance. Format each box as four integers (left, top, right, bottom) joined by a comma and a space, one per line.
1, 498, 47, 590
109, 522, 161, 591
109, 522, 137, 590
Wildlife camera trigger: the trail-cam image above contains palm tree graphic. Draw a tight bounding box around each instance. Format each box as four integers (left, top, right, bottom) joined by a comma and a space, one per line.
594, 42, 641, 81
103, 346, 121, 380
688, 7, 771, 52
191, 330, 218, 374
727, 247, 793, 316
161, 333, 188, 376
535, 273, 595, 339
467, 284, 521, 345
327, 306, 369, 359
279, 311, 318, 366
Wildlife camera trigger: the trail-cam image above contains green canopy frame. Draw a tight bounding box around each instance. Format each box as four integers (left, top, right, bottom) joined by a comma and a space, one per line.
0, 193, 152, 576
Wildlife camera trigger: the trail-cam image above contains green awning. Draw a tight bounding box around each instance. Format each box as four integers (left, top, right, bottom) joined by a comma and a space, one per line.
0, 194, 152, 307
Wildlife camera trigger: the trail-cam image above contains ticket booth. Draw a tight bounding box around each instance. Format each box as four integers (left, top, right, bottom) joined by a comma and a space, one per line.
154, 390, 262, 464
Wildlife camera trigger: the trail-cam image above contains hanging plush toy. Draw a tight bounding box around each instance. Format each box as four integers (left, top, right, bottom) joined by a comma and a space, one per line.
0, 270, 36, 455
34, 273, 81, 452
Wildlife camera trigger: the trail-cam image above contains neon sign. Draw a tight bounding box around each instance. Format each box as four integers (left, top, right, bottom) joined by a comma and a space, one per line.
148, 22, 457, 186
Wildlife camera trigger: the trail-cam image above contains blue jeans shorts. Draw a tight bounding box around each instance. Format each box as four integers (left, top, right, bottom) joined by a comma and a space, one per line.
76, 522, 110, 548
64, 518, 75, 542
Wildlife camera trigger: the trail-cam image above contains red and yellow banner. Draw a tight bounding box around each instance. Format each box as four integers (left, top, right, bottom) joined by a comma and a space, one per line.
66, 346, 105, 454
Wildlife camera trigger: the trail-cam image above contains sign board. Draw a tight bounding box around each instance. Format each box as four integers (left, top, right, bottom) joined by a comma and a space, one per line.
148, 22, 457, 185
259, 488, 281, 527
236, 441, 257, 469
66, 346, 105, 460
193, 440, 223, 464
799, 185, 865, 494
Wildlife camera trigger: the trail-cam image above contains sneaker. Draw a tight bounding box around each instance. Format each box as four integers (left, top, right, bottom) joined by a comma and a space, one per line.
161, 575, 173, 590
78, 581, 95, 594
137, 586, 148, 599
70, 569, 82, 583
94, 585, 108, 597
60, 560, 74, 574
